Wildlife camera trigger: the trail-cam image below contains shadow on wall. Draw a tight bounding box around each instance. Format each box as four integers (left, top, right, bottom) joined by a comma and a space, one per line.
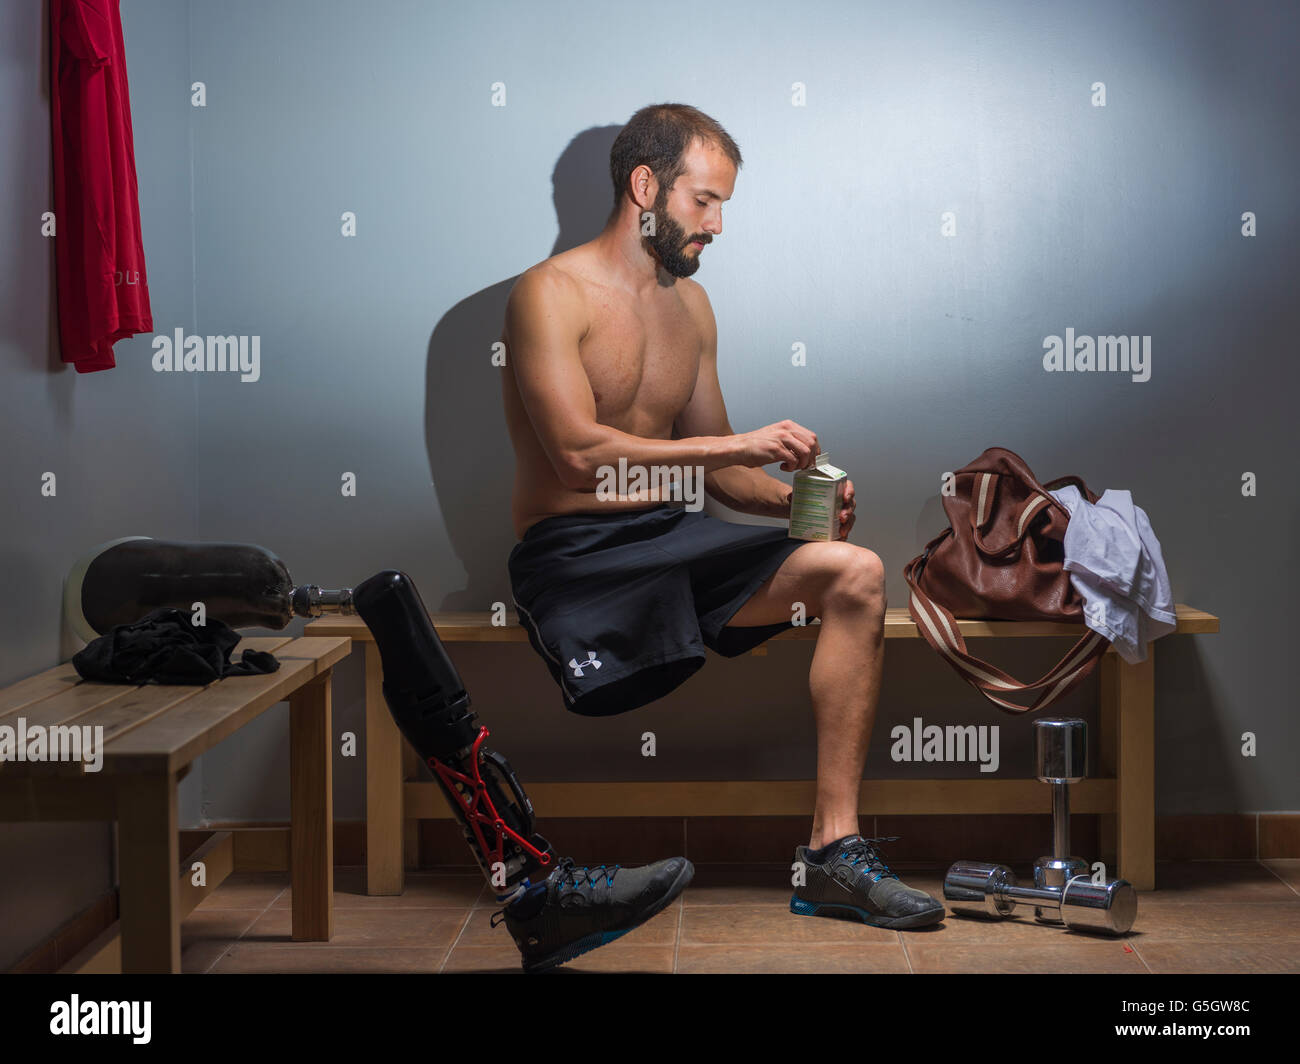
424, 125, 621, 612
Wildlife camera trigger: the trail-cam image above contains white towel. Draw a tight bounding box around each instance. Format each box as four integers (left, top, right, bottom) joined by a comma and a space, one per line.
1047, 486, 1177, 664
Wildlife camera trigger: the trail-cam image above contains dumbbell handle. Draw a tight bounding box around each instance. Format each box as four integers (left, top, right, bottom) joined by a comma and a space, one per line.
1052, 781, 1070, 859
1003, 884, 1068, 906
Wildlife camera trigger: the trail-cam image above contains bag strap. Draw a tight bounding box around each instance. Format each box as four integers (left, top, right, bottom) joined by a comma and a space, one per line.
1041, 473, 1100, 505
966, 471, 1069, 557
902, 548, 1109, 714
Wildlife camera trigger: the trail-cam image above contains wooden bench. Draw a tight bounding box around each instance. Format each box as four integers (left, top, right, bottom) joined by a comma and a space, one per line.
0, 634, 350, 973
305, 606, 1217, 894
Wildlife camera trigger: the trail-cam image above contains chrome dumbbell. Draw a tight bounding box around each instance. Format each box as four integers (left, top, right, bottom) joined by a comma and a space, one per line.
1031, 717, 1090, 922
944, 859, 1137, 934
942, 718, 1137, 935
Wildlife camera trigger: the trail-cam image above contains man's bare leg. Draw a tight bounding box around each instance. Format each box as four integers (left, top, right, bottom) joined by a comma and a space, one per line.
727, 541, 887, 848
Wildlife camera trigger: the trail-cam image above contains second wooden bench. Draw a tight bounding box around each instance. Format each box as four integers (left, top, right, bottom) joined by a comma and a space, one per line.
306, 605, 1219, 894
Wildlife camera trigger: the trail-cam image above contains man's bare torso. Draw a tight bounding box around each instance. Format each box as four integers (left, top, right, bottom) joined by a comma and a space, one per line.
502, 243, 705, 540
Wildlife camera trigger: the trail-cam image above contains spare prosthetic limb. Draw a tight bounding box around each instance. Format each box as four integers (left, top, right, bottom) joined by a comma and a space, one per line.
65, 537, 355, 641
67, 539, 555, 902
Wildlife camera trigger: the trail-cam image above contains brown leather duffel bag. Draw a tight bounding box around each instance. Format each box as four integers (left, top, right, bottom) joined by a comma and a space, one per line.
902, 446, 1111, 714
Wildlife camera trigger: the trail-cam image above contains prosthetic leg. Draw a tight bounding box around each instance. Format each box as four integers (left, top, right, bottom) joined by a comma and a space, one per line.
67, 539, 555, 902
351, 569, 555, 901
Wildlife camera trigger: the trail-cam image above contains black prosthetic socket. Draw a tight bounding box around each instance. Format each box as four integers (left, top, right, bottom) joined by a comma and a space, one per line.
79, 539, 295, 632
352, 570, 554, 899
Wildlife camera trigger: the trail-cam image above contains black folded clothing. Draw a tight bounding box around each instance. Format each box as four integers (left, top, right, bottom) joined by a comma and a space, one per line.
72, 607, 280, 685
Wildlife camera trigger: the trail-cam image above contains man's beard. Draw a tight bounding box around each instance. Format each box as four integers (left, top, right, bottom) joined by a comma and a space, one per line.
644, 186, 710, 278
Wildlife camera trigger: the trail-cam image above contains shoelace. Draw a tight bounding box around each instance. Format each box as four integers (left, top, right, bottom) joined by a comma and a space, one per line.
555, 856, 622, 892
489, 857, 623, 927
839, 835, 902, 883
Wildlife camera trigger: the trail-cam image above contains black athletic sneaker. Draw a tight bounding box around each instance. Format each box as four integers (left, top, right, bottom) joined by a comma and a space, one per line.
491, 854, 694, 972
791, 834, 944, 929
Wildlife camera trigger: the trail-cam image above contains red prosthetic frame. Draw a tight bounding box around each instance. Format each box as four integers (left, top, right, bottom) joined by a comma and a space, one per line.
428, 726, 553, 874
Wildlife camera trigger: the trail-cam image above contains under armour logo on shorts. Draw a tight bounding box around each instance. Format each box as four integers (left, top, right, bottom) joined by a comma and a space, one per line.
568, 651, 602, 677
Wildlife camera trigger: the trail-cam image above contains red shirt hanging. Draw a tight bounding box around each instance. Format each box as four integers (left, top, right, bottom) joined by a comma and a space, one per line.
50, 0, 153, 373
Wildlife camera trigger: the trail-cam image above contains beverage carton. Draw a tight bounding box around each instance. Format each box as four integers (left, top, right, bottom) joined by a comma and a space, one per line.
788, 453, 848, 541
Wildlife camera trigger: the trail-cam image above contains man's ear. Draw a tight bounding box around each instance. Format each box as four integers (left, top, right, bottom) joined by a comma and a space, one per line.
630, 164, 658, 211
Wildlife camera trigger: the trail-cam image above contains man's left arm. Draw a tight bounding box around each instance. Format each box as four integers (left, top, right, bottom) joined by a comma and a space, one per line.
673, 283, 794, 520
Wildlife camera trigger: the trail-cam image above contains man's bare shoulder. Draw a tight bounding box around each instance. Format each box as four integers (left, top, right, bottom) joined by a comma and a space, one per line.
515, 243, 606, 294
674, 275, 709, 305
674, 276, 716, 334
510, 257, 576, 300
505, 253, 593, 336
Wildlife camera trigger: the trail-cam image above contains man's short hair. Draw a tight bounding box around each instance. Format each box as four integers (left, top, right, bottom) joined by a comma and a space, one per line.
609, 103, 742, 206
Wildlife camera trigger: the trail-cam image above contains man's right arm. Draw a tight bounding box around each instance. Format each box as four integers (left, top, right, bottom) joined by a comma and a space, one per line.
505, 267, 744, 490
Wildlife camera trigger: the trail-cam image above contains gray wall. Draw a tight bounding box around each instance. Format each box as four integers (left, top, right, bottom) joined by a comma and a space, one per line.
1, 1, 196, 966
3, 0, 1297, 968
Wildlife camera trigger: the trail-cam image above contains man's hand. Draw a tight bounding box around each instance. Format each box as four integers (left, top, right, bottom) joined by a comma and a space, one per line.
731, 420, 820, 471
838, 479, 856, 540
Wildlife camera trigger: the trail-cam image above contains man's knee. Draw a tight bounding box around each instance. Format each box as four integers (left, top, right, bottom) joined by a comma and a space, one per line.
820, 543, 887, 614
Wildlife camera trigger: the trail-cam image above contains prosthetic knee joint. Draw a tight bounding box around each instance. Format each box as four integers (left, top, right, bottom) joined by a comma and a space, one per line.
352, 570, 554, 902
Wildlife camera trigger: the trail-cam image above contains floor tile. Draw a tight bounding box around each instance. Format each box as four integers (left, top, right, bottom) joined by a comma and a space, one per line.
682, 904, 898, 946
1123, 903, 1300, 942
209, 945, 448, 973
179, 909, 263, 974
905, 939, 1148, 974
443, 942, 674, 974
193, 871, 288, 911
240, 907, 470, 949
675, 943, 909, 974
924, 912, 1088, 943
181, 940, 238, 975
180, 860, 1298, 972
269, 866, 485, 909
1260, 859, 1300, 893
1133, 940, 1300, 974
438, 944, 524, 973
180, 909, 262, 944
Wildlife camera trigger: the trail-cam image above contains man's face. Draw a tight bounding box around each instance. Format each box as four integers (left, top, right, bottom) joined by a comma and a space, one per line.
644, 139, 734, 278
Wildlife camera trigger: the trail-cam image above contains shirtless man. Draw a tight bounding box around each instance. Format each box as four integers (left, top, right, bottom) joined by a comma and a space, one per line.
493, 104, 943, 971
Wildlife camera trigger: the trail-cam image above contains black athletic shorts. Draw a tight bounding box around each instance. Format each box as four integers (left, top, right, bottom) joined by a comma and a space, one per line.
508, 503, 812, 717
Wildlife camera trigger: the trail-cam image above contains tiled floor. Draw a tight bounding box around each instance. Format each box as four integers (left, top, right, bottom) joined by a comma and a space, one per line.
184, 860, 1300, 974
